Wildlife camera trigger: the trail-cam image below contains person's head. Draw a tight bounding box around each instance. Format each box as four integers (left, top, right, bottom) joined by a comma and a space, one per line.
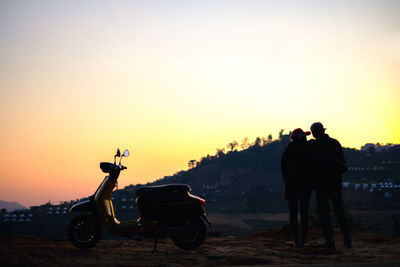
291, 128, 310, 142
310, 122, 325, 138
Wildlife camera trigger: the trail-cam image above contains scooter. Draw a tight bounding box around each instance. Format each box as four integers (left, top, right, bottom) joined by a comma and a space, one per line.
68, 148, 211, 251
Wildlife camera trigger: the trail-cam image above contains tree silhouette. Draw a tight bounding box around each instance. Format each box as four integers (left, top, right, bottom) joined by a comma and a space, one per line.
216, 148, 225, 158
279, 129, 284, 140
267, 134, 273, 143
254, 137, 262, 147
241, 137, 249, 150
188, 160, 197, 169
261, 137, 268, 146
227, 140, 239, 152
199, 154, 213, 165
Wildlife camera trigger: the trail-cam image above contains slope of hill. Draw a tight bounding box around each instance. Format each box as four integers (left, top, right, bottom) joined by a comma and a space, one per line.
0, 200, 26, 212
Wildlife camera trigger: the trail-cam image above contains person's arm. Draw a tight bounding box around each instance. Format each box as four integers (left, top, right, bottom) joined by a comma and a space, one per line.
335, 139, 345, 164
281, 145, 293, 182
331, 139, 347, 174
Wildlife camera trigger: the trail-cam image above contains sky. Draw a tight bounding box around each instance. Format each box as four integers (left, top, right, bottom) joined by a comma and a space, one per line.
0, 0, 399, 207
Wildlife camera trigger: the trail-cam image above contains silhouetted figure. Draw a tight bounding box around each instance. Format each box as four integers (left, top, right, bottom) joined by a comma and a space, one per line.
309, 122, 351, 249
281, 128, 313, 247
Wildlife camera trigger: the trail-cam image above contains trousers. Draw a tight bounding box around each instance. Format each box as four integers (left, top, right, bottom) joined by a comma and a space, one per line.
287, 188, 312, 244
316, 189, 351, 244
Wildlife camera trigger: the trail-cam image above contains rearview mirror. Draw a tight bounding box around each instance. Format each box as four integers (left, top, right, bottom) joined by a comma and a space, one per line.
119, 149, 130, 165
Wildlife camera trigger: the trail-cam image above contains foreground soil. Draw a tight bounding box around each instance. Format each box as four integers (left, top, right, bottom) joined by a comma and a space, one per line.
1, 228, 400, 266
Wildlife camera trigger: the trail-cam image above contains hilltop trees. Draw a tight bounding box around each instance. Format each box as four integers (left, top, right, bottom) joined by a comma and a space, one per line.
188, 160, 197, 169
267, 134, 273, 143
254, 137, 262, 147
184, 130, 291, 171
216, 148, 225, 158
279, 129, 284, 139
241, 137, 250, 150
227, 140, 239, 152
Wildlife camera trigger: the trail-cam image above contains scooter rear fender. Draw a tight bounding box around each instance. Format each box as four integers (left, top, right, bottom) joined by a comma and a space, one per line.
69, 199, 97, 213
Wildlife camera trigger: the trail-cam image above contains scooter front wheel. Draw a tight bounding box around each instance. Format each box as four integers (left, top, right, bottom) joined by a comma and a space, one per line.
68, 214, 102, 249
172, 217, 206, 251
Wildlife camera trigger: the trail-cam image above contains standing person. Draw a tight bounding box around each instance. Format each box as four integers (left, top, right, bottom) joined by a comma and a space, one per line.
281, 128, 313, 247
309, 122, 352, 249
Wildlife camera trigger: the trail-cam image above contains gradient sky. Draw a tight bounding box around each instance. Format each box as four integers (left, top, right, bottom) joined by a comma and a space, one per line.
1, 0, 399, 207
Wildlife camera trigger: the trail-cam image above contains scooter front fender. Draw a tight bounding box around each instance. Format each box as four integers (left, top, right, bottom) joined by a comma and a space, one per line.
69, 200, 96, 213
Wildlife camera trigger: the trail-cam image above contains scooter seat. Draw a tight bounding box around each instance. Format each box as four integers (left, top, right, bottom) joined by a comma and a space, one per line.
136, 184, 191, 196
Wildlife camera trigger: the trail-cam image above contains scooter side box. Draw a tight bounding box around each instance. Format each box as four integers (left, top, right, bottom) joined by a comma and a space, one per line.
140, 200, 204, 222
135, 184, 203, 222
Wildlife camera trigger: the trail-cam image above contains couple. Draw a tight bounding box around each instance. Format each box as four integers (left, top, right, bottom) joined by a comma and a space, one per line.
281, 122, 352, 249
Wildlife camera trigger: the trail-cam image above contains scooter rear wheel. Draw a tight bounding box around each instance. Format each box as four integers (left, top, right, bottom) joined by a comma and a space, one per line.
172, 217, 206, 251
68, 214, 102, 249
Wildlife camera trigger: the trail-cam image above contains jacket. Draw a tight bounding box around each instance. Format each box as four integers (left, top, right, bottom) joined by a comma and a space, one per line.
281, 139, 312, 196
309, 134, 347, 191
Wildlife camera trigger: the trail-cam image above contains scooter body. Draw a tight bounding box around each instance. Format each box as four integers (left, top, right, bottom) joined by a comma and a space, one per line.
68, 149, 210, 251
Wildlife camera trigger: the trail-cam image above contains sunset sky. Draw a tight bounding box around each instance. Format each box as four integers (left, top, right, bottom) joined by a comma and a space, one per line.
1, 0, 399, 207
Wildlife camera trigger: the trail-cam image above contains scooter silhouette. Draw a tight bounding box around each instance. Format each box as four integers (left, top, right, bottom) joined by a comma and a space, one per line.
68, 149, 211, 251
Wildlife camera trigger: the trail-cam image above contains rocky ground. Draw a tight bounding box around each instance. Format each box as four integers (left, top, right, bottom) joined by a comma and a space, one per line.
1, 228, 400, 266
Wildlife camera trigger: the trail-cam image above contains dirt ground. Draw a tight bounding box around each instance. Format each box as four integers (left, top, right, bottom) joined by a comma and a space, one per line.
1, 228, 400, 266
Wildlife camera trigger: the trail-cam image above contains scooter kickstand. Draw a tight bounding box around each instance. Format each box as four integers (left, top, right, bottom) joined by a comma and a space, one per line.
152, 234, 159, 254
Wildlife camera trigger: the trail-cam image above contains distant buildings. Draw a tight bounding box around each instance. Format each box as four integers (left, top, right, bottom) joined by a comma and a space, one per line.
342, 181, 399, 199
1, 212, 34, 223
1, 201, 76, 223
361, 143, 400, 152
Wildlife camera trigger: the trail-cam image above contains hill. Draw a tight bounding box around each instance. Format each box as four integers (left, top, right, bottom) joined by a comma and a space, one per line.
0, 200, 26, 212
119, 133, 292, 214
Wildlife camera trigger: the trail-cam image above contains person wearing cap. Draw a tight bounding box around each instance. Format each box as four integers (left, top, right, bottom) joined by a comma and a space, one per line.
309, 122, 351, 249
281, 128, 313, 247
